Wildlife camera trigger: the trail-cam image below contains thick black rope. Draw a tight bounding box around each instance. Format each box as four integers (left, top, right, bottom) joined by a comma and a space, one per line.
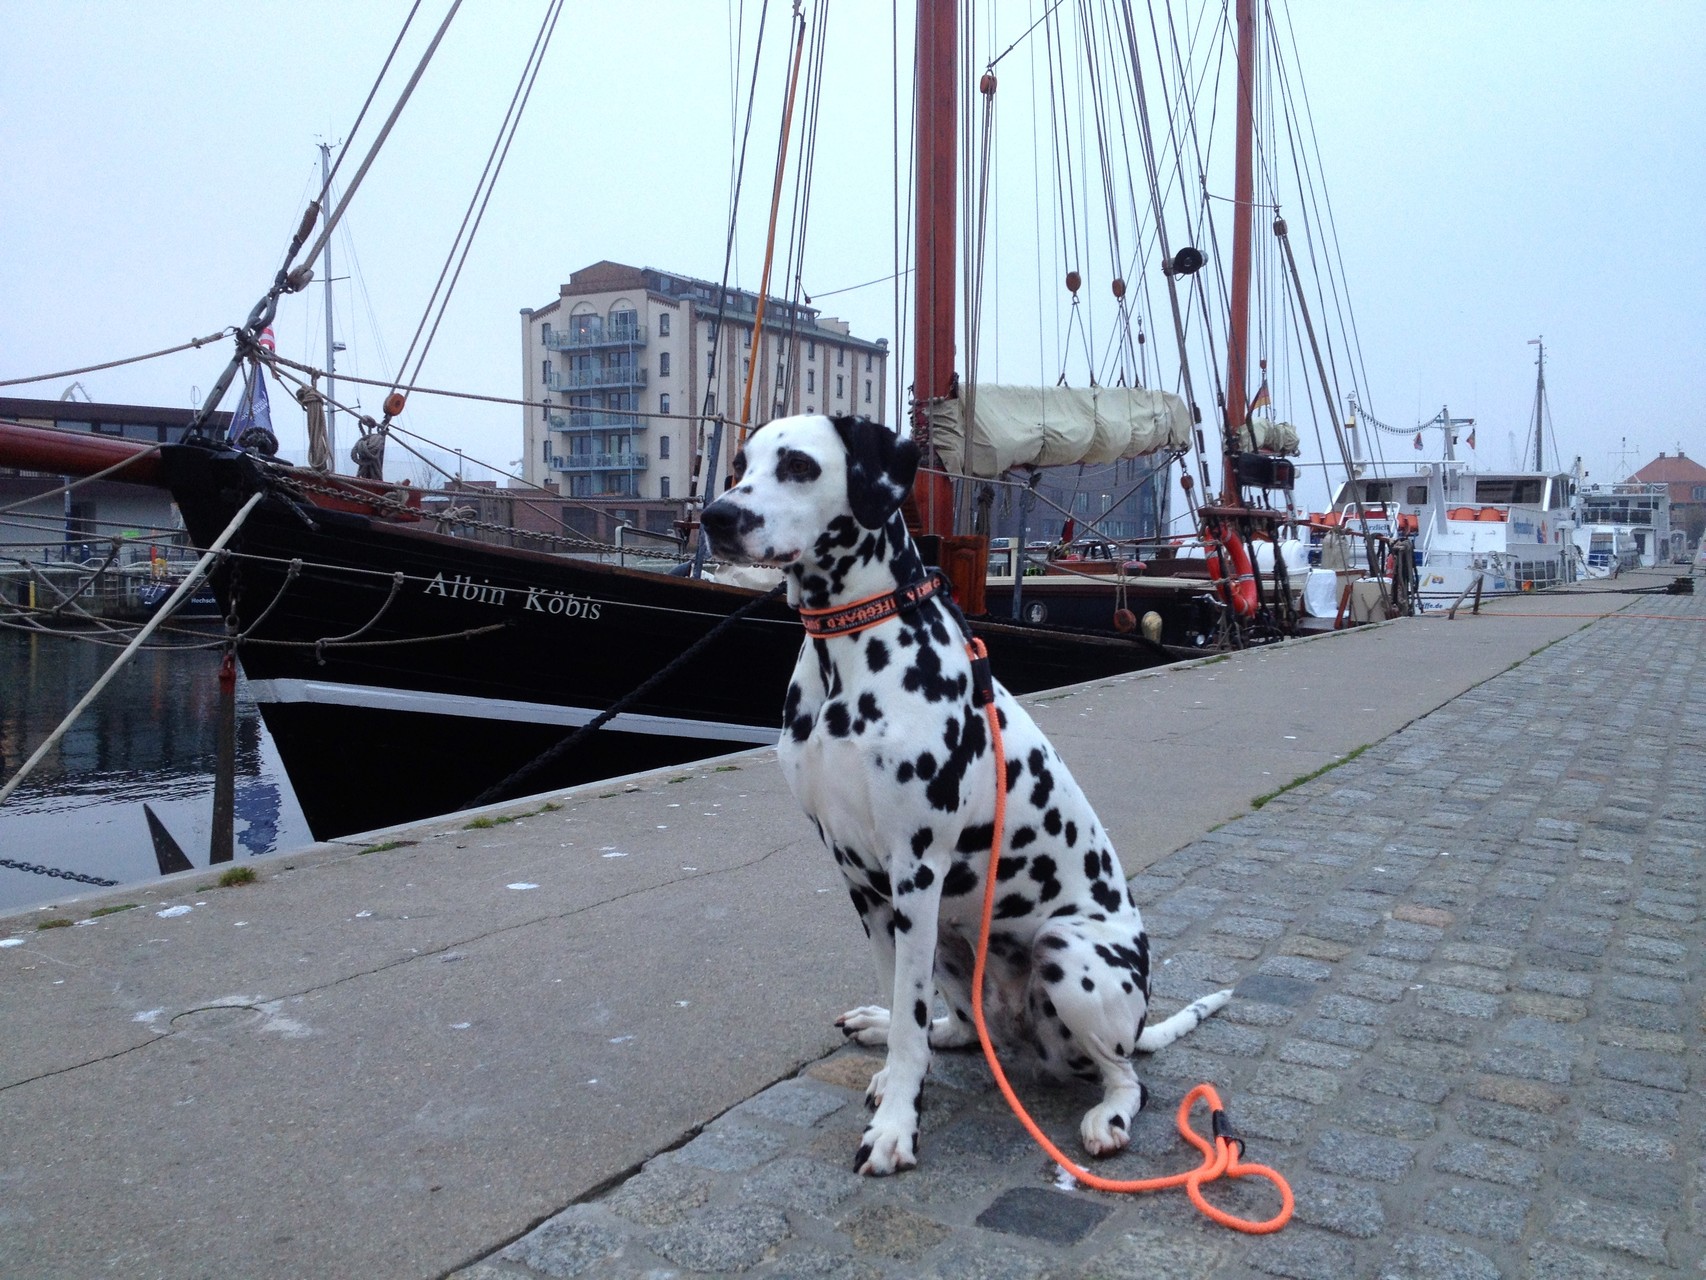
462, 582, 789, 811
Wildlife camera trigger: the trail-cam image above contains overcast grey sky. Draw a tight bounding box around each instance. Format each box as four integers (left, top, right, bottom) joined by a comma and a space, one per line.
2, 2, 1701, 509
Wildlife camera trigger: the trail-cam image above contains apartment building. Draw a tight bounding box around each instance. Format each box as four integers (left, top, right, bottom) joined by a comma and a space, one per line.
519, 261, 888, 539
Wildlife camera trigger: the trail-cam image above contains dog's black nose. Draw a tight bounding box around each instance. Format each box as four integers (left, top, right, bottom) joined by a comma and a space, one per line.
700, 500, 738, 540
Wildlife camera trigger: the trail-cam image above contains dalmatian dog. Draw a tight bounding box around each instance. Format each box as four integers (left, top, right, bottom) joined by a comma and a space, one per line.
700, 414, 1230, 1176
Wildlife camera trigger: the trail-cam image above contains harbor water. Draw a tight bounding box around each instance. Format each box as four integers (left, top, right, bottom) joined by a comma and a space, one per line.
0, 629, 311, 913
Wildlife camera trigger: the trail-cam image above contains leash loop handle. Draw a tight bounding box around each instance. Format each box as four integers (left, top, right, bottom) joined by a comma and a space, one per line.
964, 637, 1293, 1234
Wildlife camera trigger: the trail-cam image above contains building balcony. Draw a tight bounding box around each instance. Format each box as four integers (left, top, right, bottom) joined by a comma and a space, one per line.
548, 411, 649, 432
550, 452, 650, 472
542, 322, 648, 351
545, 366, 648, 391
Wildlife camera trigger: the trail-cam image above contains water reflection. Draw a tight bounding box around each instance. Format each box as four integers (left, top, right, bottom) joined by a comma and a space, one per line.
0, 629, 311, 913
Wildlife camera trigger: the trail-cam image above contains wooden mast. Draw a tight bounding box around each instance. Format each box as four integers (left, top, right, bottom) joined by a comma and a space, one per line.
911, 0, 957, 538
1222, 0, 1257, 501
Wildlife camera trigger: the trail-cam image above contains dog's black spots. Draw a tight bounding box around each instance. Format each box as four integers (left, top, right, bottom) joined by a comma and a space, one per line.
812, 638, 834, 692
1039, 961, 1065, 985
854, 1143, 872, 1170
1004, 757, 1023, 791
1090, 879, 1125, 913
1011, 825, 1037, 850
1109, 1114, 1126, 1130
847, 886, 872, 918
910, 864, 935, 891
1040, 934, 1070, 952
1100, 850, 1115, 879
1121, 981, 1133, 994
1082, 850, 1101, 880
1029, 764, 1055, 810
901, 642, 965, 705
1040, 997, 1058, 1019
790, 713, 814, 742
867, 867, 891, 897
814, 515, 859, 557
824, 701, 851, 738
997, 707, 1008, 730
913, 751, 938, 781
942, 862, 979, 897
955, 823, 995, 854
1027, 748, 1046, 775
1081, 976, 1096, 992
995, 892, 1033, 920
1042, 808, 1063, 837
865, 638, 890, 672
854, 692, 882, 731
856, 531, 883, 564
995, 856, 1027, 881
1092, 942, 1149, 978
925, 707, 986, 815
912, 1000, 930, 1029
1049, 903, 1079, 918
896, 628, 916, 648
892, 908, 912, 933
896, 760, 915, 783
1028, 855, 1062, 902
910, 827, 934, 858
1063, 820, 1078, 848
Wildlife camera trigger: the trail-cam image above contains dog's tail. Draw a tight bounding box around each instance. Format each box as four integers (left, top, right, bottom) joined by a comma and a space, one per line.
1135, 988, 1233, 1053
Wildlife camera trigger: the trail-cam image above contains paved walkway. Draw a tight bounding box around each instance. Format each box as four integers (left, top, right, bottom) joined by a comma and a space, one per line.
463, 582, 1704, 1280
1, 571, 1698, 1279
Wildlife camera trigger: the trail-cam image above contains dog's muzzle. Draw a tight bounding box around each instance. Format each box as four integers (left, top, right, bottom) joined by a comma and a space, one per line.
700, 497, 756, 561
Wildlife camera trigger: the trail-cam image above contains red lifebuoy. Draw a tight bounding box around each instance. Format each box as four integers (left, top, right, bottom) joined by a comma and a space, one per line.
1207, 528, 1259, 618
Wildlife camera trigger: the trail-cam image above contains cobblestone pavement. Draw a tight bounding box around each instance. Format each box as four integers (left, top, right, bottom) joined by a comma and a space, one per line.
457, 590, 1703, 1280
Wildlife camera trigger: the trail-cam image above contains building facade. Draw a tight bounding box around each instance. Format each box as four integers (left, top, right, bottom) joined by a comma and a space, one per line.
519, 261, 888, 540
1630, 450, 1706, 551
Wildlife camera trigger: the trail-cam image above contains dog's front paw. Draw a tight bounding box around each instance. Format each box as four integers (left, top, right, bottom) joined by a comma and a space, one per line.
854, 1120, 919, 1176
835, 1005, 892, 1047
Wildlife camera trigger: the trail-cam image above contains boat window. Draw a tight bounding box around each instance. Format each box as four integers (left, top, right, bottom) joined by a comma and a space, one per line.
1405, 485, 1428, 505
1475, 478, 1543, 504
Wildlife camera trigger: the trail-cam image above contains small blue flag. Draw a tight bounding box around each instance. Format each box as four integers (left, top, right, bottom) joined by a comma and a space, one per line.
229, 361, 274, 443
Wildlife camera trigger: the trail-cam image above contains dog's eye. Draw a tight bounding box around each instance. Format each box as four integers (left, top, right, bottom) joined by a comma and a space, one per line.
779, 450, 822, 482
730, 450, 747, 482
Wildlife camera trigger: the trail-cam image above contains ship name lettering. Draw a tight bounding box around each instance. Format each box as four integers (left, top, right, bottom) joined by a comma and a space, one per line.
424, 572, 508, 607
523, 586, 602, 620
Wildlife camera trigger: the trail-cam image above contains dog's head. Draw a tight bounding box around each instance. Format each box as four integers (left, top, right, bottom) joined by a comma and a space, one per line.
701, 414, 918, 567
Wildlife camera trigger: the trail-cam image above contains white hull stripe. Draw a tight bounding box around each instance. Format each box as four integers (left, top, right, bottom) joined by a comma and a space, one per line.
247, 678, 781, 745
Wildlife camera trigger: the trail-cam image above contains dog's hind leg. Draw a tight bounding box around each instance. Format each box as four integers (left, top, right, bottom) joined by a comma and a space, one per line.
1027, 918, 1154, 1156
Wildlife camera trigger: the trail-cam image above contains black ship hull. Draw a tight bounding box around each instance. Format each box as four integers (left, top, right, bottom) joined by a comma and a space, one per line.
159, 444, 1172, 841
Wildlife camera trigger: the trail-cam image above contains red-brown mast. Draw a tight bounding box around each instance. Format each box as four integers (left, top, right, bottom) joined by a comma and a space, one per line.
911, 0, 957, 536
1222, 0, 1257, 500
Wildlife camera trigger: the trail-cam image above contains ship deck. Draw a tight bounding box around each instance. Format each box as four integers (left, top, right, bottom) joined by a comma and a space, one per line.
2, 568, 1700, 1279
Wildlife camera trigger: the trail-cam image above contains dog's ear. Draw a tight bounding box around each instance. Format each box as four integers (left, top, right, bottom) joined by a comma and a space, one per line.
834, 416, 918, 529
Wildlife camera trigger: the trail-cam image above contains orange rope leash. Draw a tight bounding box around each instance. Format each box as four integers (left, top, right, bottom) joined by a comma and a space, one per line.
963, 636, 1293, 1233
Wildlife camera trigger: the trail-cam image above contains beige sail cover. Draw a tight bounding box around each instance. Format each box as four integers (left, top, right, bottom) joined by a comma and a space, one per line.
1238, 416, 1301, 456
928, 384, 1191, 478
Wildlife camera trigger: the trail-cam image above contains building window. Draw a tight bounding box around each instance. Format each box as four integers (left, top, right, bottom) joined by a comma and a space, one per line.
865, 379, 872, 403
542, 440, 550, 464
835, 375, 844, 398
540, 323, 552, 344
659, 351, 671, 377
837, 349, 845, 367
659, 435, 671, 460
660, 476, 671, 499
659, 393, 670, 415
658, 313, 670, 337
866, 353, 873, 371
707, 352, 716, 377
807, 340, 816, 359
541, 359, 552, 381
744, 327, 752, 347
806, 370, 815, 393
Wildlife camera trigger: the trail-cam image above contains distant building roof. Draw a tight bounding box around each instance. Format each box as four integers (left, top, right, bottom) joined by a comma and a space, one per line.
1631, 450, 1706, 484
536, 261, 888, 353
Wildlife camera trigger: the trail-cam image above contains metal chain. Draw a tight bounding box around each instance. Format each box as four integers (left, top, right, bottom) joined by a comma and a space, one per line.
0, 857, 120, 887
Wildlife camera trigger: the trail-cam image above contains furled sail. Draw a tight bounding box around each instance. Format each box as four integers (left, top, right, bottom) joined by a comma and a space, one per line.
927, 384, 1191, 478
1238, 415, 1301, 456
